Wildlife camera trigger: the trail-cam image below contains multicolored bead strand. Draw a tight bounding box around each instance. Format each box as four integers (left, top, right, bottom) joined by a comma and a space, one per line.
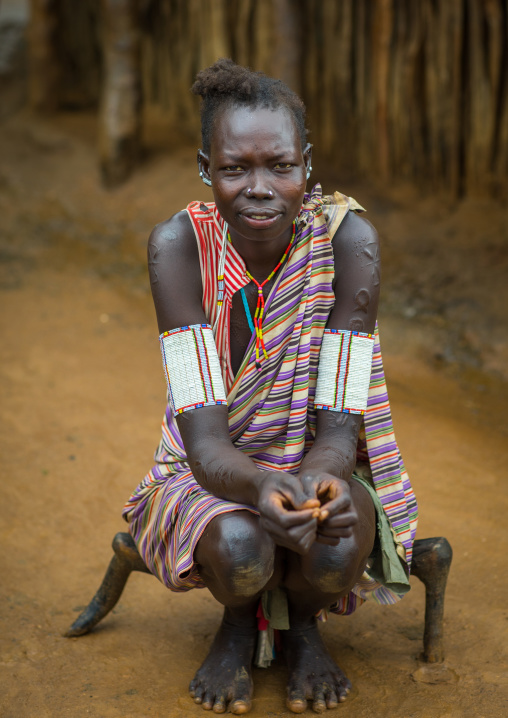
229, 222, 296, 370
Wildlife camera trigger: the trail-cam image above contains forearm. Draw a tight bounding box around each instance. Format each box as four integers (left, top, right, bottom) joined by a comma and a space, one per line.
299, 412, 362, 483
177, 407, 266, 507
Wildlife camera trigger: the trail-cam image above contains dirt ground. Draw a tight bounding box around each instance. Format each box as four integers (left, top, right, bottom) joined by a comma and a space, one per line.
1, 111, 507, 718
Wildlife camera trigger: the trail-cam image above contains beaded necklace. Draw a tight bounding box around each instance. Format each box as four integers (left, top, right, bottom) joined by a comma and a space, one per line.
228, 221, 296, 370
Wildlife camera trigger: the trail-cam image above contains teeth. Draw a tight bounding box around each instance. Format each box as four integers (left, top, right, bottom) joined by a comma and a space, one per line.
251, 215, 268, 219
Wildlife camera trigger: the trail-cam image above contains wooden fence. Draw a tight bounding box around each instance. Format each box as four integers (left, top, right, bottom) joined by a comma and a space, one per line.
29, 0, 508, 196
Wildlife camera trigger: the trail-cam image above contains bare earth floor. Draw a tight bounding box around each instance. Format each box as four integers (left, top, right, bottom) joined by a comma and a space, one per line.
1, 112, 507, 717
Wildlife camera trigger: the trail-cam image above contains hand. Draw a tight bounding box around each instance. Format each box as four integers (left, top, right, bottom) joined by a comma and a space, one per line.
257, 471, 321, 555
299, 471, 359, 546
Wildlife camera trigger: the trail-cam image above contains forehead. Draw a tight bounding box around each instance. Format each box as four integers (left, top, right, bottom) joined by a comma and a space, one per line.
211, 104, 301, 158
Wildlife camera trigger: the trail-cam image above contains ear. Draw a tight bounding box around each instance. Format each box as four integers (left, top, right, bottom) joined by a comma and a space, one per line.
303, 143, 313, 172
197, 149, 211, 183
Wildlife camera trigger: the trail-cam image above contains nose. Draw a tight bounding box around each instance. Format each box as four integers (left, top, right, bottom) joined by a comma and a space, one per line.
245, 172, 274, 199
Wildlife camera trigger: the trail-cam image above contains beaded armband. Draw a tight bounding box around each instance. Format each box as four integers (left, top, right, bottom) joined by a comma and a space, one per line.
315, 329, 374, 415
159, 324, 227, 416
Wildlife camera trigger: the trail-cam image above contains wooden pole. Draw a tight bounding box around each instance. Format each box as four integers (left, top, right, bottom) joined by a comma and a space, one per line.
28, 0, 61, 112
272, 0, 302, 94
98, 0, 142, 188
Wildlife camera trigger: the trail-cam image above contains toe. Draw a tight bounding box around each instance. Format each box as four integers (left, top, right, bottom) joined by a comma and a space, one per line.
337, 680, 350, 702
201, 690, 216, 710
312, 687, 327, 713
286, 693, 307, 714
287, 700, 307, 714
212, 687, 227, 714
229, 667, 252, 714
229, 699, 251, 715
325, 689, 339, 709
192, 686, 205, 704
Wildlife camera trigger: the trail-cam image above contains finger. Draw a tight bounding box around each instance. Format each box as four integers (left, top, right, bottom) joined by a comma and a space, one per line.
264, 520, 317, 554
261, 500, 319, 527
317, 523, 355, 539
276, 479, 321, 512
278, 508, 321, 529
319, 492, 352, 516
320, 510, 358, 529
288, 523, 318, 554
300, 498, 321, 510
261, 516, 317, 549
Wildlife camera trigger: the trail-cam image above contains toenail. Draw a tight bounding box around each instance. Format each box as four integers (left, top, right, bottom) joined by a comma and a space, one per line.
230, 700, 249, 715
287, 699, 307, 714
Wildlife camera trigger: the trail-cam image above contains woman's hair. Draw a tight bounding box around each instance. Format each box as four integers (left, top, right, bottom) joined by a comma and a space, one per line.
191, 58, 308, 154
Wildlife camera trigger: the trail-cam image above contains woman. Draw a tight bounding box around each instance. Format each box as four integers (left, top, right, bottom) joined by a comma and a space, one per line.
123, 59, 417, 715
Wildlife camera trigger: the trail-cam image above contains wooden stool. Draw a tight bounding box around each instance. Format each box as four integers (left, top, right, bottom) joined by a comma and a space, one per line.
65, 533, 452, 663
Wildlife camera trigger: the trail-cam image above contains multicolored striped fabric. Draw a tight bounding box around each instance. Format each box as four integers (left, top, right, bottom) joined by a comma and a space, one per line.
122, 185, 418, 612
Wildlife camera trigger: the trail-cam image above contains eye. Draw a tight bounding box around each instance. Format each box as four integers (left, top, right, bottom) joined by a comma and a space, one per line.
223, 165, 243, 172
274, 162, 293, 170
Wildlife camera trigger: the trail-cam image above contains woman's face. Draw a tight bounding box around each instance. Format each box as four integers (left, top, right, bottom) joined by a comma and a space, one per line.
200, 104, 311, 246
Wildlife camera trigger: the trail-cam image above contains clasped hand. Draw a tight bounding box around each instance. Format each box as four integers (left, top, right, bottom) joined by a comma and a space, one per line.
257, 470, 358, 555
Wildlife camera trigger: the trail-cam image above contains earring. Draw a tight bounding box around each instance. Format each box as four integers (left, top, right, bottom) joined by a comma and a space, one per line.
199, 171, 212, 187
306, 166, 312, 180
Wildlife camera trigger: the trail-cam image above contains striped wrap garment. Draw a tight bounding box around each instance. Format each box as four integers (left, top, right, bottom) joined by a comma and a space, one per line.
122, 185, 418, 615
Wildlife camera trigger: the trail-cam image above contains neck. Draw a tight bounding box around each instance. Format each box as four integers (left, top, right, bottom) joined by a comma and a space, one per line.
228, 226, 294, 282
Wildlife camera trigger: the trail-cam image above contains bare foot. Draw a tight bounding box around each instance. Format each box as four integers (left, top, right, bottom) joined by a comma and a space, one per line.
189, 613, 257, 714
281, 620, 351, 713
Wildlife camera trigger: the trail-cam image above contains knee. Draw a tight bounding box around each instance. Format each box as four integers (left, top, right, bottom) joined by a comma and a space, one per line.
204, 513, 275, 598
302, 538, 369, 596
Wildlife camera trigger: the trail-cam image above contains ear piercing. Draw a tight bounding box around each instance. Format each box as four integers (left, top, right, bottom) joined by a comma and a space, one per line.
199, 171, 212, 187
306, 166, 312, 180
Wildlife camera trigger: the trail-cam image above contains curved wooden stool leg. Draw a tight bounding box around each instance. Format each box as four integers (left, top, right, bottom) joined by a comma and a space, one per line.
65, 532, 151, 638
411, 537, 453, 663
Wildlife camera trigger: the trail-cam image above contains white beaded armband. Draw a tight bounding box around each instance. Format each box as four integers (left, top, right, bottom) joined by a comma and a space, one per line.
159, 324, 227, 416
315, 329, 374, 415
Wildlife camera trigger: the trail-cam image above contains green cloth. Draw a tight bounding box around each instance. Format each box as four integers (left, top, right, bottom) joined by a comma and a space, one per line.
351, 473, 410, 595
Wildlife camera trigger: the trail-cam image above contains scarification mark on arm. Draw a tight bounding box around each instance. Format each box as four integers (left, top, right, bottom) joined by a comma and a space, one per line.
354, 289, 370, 313
363, 241, 381, 287
349, 318, 365, 332
148, 240, 160, 285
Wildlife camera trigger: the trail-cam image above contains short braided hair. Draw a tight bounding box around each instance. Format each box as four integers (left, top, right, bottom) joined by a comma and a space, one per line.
191, 58, 308, 155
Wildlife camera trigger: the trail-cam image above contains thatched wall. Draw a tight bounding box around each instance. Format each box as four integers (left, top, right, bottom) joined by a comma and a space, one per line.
30, 0, 508, 196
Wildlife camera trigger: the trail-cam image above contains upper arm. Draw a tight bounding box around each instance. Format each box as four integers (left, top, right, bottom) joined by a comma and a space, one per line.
327, 211, 380, 335
147, 210, 206, 334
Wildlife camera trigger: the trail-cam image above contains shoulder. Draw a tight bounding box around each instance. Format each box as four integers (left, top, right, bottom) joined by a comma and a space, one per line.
148, 209, 195, 254
329, 210, 381, 295
331, 210, 379, 255
147, 209, 201, 293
